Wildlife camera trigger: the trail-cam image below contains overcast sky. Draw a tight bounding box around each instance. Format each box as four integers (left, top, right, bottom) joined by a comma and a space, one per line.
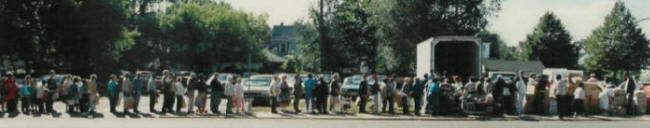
223, 0, 650, 46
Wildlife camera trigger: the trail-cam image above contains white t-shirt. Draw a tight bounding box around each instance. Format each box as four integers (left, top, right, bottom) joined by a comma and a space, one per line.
574, 88, 585, 100
175, 82, 186, 96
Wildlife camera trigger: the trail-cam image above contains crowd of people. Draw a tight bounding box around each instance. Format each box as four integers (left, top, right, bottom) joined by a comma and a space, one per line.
264, 70, 647, 120
0, 69, 646, 120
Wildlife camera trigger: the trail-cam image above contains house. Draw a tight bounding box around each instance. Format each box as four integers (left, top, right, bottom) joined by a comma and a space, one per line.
266, 23, 297, 57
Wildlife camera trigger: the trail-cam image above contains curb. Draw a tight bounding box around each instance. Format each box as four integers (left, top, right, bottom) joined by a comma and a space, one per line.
158, 114, 650, 121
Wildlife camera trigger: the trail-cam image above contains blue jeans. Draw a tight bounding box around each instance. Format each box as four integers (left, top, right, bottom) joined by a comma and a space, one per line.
210, 91, 223, 113
426, 93, 437, 114
305, 94, 313, 112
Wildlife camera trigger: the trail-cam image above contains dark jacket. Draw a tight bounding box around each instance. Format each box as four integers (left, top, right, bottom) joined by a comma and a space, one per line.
359, 80, 368, 96
412, 80, 426, 97
330, 79, 340, 96
210, 78, 223, 92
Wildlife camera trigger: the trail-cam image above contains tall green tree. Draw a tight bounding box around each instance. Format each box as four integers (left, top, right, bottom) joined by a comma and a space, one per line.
375, 0, 502, 74
159, 2, 269, 72
520, 12, 578, 68
584, 1, 650, 78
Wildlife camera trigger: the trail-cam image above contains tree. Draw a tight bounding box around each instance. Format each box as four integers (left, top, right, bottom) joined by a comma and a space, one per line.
308, 0, 379, 74
583, 1, 650, 79
159, 2, 269, 72
294, 21, 321, 72
374, 0, 502, 74
520, 12, 578, 68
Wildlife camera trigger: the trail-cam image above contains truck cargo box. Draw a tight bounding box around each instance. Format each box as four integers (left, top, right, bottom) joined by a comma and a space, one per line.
417, 36, 482, 79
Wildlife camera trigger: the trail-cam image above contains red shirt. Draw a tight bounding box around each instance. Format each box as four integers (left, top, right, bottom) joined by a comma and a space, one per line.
3, 78, 18, 100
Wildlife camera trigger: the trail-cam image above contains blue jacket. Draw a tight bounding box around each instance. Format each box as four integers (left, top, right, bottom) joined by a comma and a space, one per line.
428, 82, 439, 95
304, 78, 316, 96
134, 78, 144, 96
107, 80, 118, 97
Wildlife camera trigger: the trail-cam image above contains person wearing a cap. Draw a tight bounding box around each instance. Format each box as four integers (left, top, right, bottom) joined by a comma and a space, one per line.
3, 72, 19, 113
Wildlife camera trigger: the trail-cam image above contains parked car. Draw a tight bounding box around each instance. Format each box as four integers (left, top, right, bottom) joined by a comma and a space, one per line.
341, 75, 386, 97
244, 74, 273, 106
488, 71, 517, 83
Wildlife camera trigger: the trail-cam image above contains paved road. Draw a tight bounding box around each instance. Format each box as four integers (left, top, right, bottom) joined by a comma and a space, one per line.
2, 118, 650, 128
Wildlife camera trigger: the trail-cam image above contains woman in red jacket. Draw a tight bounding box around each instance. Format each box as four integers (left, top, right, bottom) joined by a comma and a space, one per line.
3, 72, 19, 113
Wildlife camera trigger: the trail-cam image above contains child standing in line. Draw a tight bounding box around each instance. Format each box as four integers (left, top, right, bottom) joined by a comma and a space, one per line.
234, 78, 245, 115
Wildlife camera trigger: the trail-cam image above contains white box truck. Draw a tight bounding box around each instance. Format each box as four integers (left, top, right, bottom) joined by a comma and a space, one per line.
417, 36, 482, 78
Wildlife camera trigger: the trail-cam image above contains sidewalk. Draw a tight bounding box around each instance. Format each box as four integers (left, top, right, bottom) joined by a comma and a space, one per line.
4, 96, 650, 121
248, 112, 650, 121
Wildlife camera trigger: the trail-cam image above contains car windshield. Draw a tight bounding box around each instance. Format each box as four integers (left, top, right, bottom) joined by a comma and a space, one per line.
345, 76, 362, 85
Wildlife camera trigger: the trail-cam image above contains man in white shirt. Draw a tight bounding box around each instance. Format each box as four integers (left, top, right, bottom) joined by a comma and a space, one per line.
552, 75, 570, 119
573, 83, 585, 117
269, 75, 281, 113
515, 72, 527, 115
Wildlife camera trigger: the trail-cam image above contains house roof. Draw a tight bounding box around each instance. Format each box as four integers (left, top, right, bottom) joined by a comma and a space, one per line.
482, 59, 545, 73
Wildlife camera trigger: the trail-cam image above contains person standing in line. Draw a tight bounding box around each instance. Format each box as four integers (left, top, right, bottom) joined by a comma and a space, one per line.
3, 72, 18, 113
268, 75, 280, 114
412, 75, 427, 116
426, 76, 440, 116
132, 73, 144, 114
233, 78, 245, 115
107, 74, 120, 113
194, 74, 208, 114
552, 75, 570, 120
292, 75, 303, 113
84, 74, 99, 115
370, 74, 381, 114
400, 77, 413, 115
329, 74, 341, 113
224, 75, 235, 114
208, 73, 223, 114
186, 74, 197, 114
531, 74, 548, 115
358, 75, 369, 114
304, 74, 316, 113
33, 75, 45, 114
278, 75, 291, 113
515, 72, 528, 115
383, 74, 397, 115
76, 77, 89, 113
147, 74, 159, 113
19, 75, 32, 114
121, 73, 135, 114
162, 71, 176, 113
174, 77, 186, 113
617, 72, 640, 115
315, 75, 329, 114
573, 83, 586, 117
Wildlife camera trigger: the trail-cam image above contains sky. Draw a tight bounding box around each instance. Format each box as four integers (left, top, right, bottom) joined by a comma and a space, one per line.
222, 0, 650, 46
